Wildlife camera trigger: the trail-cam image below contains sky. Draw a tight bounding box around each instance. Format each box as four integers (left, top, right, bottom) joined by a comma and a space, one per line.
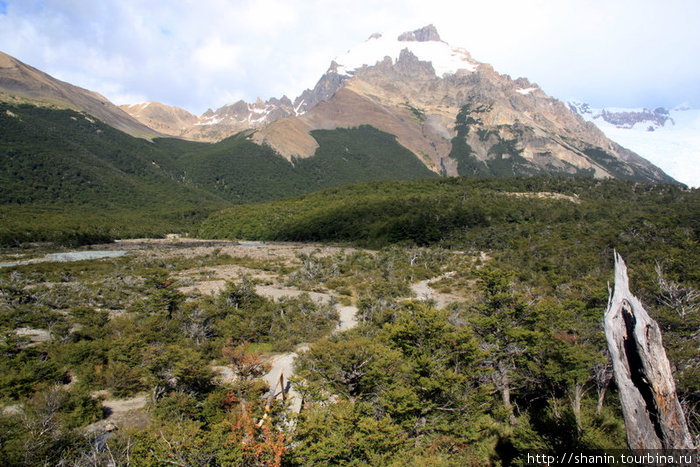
0, 0, 699, 116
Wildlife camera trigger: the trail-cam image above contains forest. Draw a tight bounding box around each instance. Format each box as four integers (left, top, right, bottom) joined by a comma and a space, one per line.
0, 103, 435, 246
0, 175, 697, 465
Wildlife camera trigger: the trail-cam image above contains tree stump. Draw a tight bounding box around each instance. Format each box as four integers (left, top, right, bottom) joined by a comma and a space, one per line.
604, 252, 694, 450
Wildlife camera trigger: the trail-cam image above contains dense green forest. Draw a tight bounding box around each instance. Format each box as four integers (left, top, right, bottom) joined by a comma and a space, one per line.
0, 104, 433, 245
0, 104, 232, 245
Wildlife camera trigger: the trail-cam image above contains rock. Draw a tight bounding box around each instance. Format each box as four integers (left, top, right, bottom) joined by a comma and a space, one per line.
394, 49, 436, 78
398, 24, 442, 42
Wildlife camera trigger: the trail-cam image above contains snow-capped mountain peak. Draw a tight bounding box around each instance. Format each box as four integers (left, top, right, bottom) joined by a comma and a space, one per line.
334, 25, 478, 78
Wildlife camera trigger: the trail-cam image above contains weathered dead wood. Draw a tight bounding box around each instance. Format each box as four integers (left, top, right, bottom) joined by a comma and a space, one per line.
604, 252, 694, 451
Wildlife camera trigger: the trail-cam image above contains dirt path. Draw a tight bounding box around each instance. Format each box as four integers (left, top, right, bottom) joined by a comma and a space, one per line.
260, 272, 464, 413
410, 272, 461, 308
262, 345, 309, 413
258, 302, 359, 413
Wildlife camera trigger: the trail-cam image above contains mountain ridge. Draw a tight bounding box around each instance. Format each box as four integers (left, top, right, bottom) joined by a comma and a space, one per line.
0, 51, 160, 138
0, 26, 679, 185
118, 25, 676, 184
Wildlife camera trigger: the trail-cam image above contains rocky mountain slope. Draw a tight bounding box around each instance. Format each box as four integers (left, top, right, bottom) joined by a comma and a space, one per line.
123, 25, 675, 183
118, 101, 200, 137
0, 51, 159, 138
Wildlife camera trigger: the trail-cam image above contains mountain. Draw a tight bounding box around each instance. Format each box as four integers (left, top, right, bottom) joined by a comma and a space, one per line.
568, 102, 700, 187
0, 51, 160, 138
252, 25, 673, 183
118, 101, 199, 137
0, 27, 684, 245
123, 25, 676, 184
121, 97, 298, 141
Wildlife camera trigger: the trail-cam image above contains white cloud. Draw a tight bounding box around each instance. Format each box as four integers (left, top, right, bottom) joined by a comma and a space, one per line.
0, 0, 698, 115
193, 39, 242, 72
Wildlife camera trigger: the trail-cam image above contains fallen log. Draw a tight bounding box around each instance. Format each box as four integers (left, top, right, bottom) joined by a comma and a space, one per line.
604, 252, 694, 450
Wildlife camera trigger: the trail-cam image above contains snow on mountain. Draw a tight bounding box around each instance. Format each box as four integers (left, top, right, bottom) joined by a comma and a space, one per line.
334, 25, 478, 78
569, 102, 700, 187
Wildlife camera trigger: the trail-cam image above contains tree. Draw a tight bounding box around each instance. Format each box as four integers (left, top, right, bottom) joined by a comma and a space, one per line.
290, 401, 409, 465
604, 253, 694, 450
467, 268, 534, 425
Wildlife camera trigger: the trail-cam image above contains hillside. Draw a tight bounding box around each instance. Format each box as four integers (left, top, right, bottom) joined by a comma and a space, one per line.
175, 125, 436, 204
0, 51, 159, 138
0, 103, 434, 245
0, 103, 228, 244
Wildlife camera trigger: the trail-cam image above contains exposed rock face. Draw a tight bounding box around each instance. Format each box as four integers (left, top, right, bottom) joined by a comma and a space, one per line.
122, 61, 351, 142
251, 117, 318, 160
0, 51, 160, 138
398, 24, 442, 42
187, 97, 297, 141
119, 101, 199, 137
119, 25, 675, 183
292, 64, 347, 114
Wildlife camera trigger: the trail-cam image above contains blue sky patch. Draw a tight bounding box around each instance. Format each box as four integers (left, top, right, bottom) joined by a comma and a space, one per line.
0, 2, 7, 15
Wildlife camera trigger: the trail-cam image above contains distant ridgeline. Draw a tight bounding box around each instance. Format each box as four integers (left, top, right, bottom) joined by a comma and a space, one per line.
199, 175, 697, 249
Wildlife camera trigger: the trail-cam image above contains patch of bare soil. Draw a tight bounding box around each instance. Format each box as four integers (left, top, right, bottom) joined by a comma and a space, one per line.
15, 327, 51, 345
86, 393, 150, 434
110, 239, 352, 261
176, 263, 278, 296
410, 272, 464, 309
172, 242, 354, 296
501, 191, 580, 203
255, 285, 335, 303
335, 305, 359, 332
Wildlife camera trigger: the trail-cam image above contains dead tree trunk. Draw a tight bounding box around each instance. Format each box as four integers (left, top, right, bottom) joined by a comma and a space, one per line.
604, 252, 694, 451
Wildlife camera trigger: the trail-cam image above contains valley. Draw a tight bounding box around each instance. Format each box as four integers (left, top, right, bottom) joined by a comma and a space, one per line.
0, 20, 697, 465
